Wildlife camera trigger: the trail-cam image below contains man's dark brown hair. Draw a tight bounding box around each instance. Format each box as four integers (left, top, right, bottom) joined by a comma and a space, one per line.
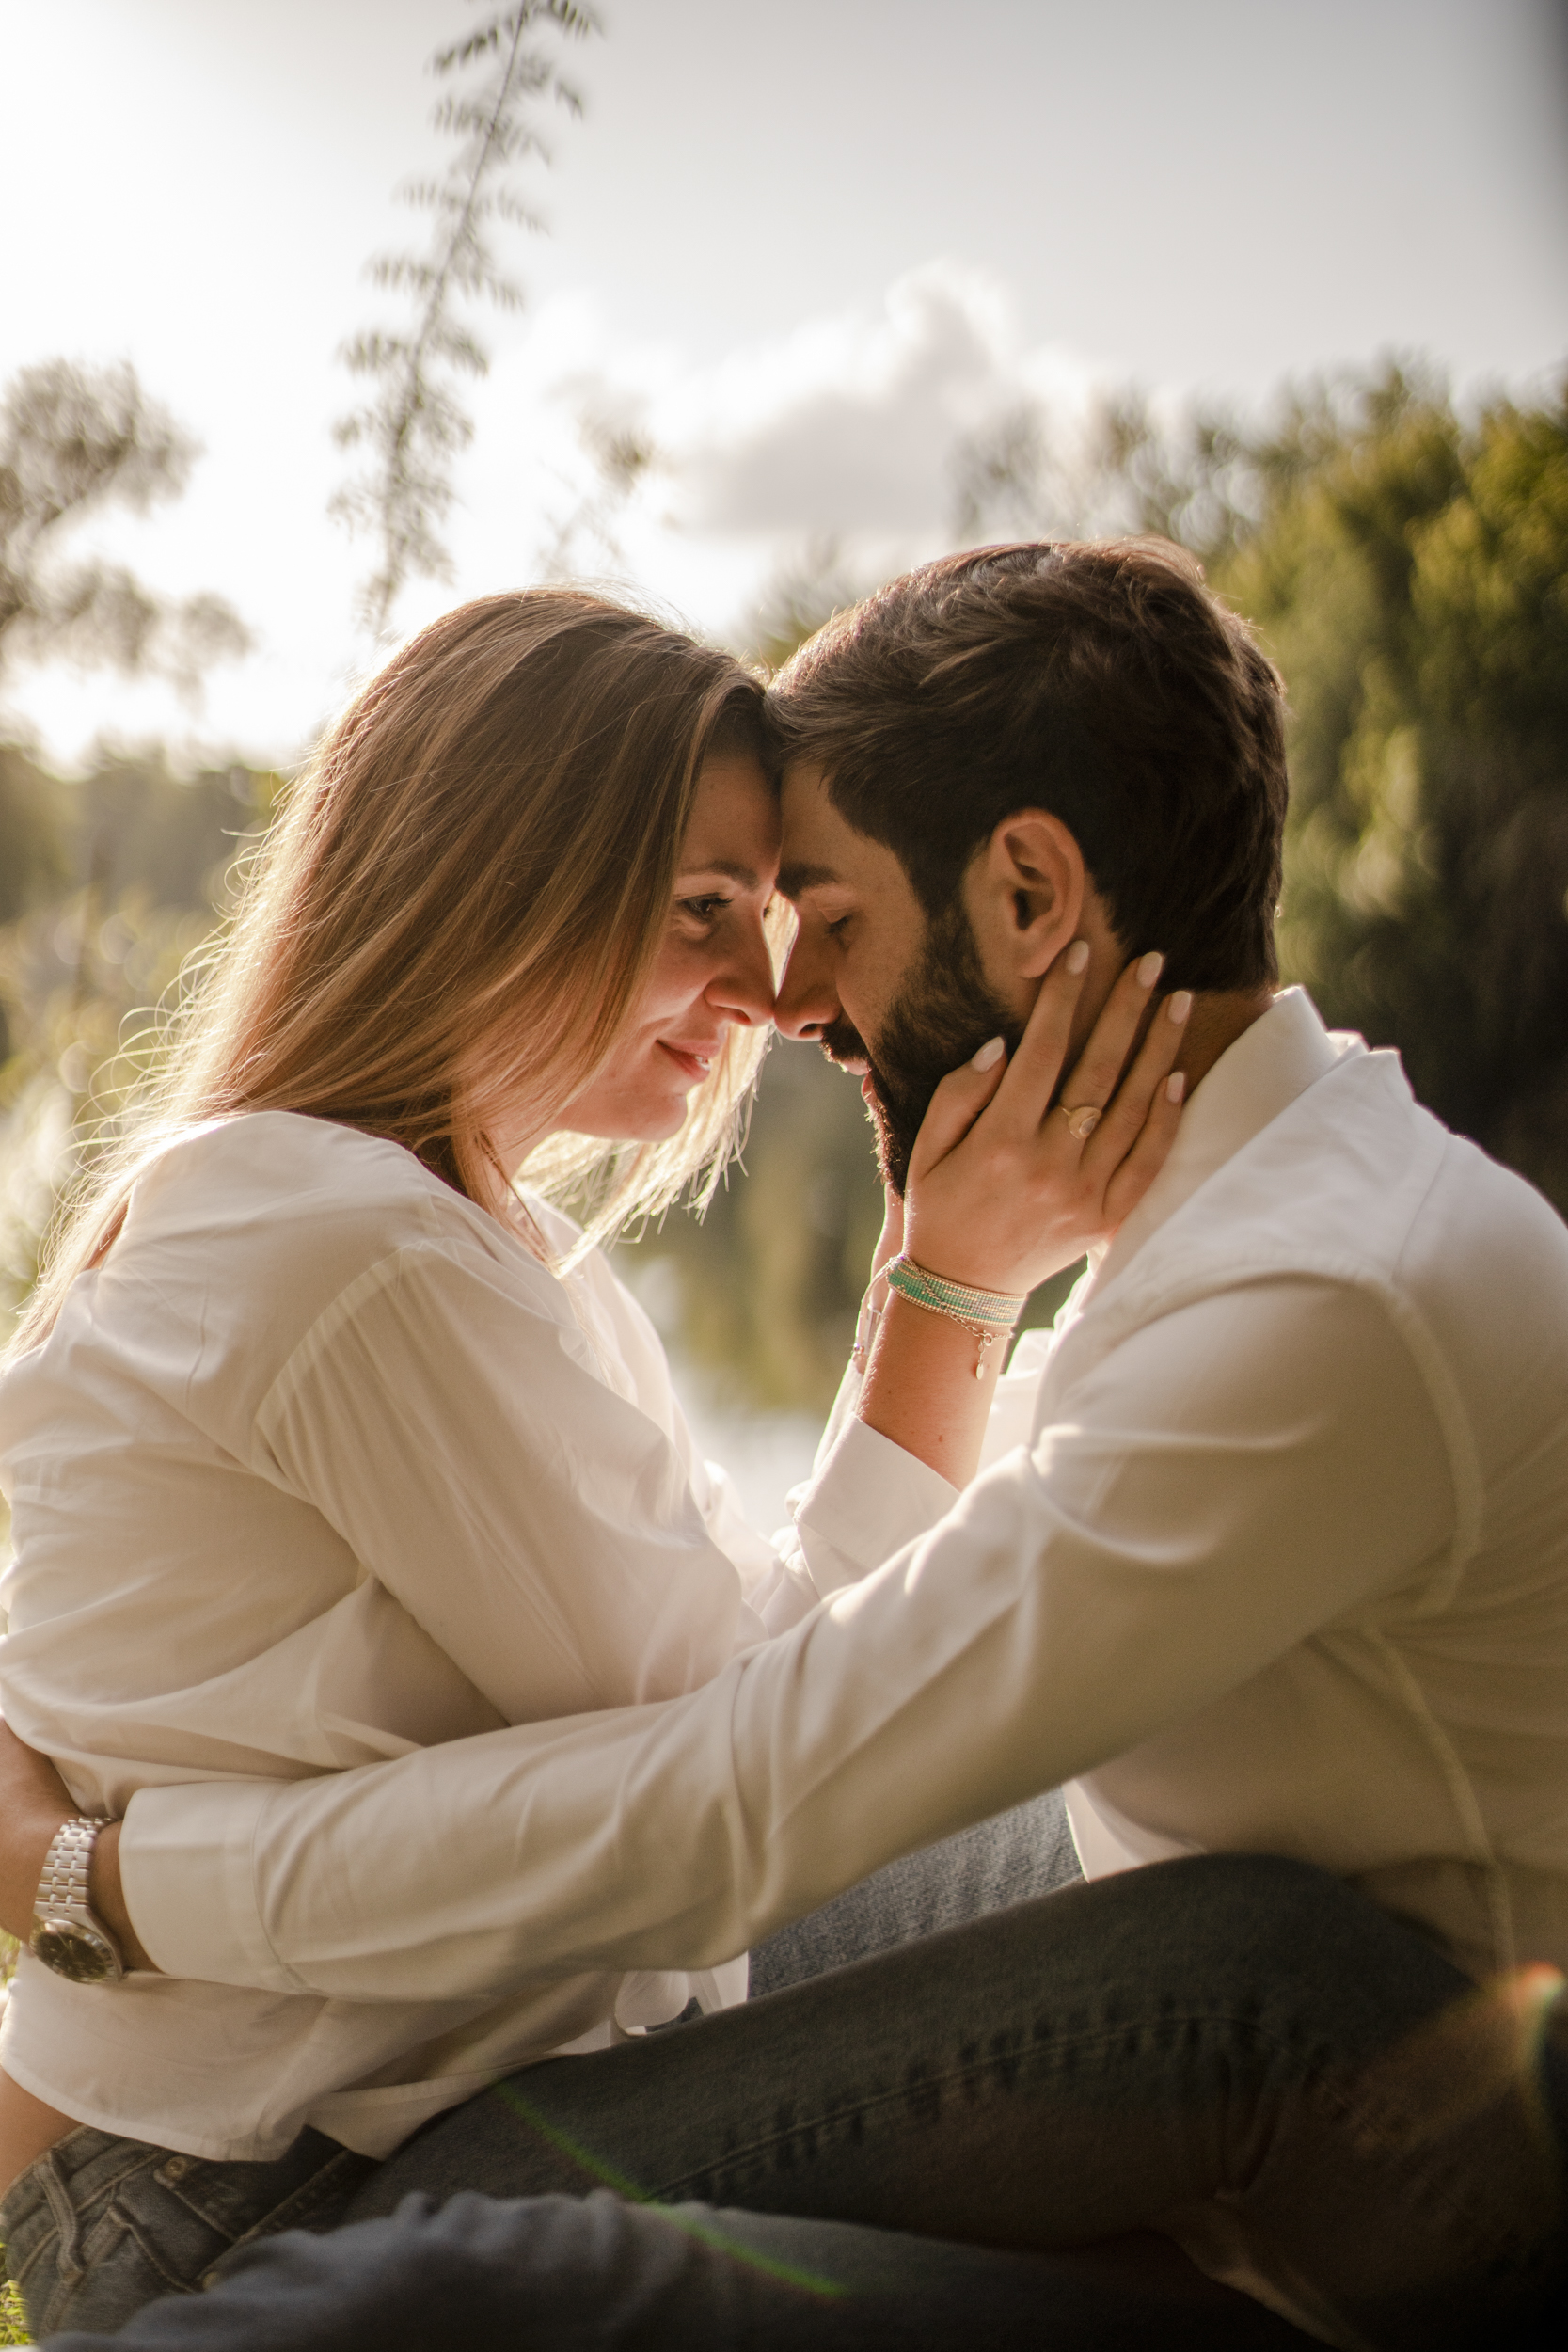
767, 539, 1290, 993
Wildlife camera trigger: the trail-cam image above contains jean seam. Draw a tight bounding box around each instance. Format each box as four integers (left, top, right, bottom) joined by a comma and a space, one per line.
640, 2010, 1264, 2201
0, 2129, 154, 2254
642, 2006, 1552, 2268
199, 2147, 376, 2288
107, 2198, 204, 2301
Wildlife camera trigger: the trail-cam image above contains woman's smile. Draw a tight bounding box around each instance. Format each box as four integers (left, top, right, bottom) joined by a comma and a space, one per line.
657, 1040, 719, 1082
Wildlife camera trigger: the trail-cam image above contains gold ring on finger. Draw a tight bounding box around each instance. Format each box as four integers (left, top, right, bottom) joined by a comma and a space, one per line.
1058, 1103, 1102, 1141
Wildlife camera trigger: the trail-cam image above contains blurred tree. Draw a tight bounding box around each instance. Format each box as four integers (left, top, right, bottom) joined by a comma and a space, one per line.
951, 387, 1256, 562
631, 1040, 883, 1411
0, 750, 277, 1334
954, 362, 1568, 1216
0, 355, 251, 1117
0, 359, 249, 694
536, 410, 660, 581
743, 538, 862, 674
333, 0, 600, 641
1224, 368, 1568, 1211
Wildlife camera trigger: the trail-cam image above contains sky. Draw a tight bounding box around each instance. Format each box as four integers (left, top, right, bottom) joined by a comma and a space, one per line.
3, 0, 1565, 771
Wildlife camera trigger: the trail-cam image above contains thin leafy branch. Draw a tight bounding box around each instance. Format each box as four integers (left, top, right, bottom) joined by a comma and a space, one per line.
536, 411, 661, 581
0, 360, 249, 699
332, 1, 601, 644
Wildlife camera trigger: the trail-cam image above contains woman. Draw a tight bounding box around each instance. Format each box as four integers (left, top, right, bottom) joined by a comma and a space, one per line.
0, 589, 1187, 2336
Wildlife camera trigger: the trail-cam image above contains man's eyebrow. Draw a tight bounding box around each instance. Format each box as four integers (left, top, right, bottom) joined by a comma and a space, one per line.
775, 861, 841, 899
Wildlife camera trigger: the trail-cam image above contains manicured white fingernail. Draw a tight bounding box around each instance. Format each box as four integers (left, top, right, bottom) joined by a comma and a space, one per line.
1065, 939, 1090, 975
972, 1036, 1005, 1072
1137, 951, 1164, 988
1166, 1070, 1186, 1104
1166, 991, 1193, 1025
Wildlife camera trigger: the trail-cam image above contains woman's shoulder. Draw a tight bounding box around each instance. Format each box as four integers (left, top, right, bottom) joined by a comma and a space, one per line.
107, 1113, 527, 1327
33, 1117, 571, 1417
133, 1113, 469, 1235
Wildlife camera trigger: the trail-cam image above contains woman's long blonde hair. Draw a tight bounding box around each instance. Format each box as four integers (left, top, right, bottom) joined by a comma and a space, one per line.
10, 590, 775, 1355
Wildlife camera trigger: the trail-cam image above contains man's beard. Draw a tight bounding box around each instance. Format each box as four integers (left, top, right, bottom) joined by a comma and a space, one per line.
820, 898, 1020, 1198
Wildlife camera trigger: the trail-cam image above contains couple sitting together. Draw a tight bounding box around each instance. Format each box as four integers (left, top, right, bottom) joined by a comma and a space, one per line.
0, 541, 1565, 2352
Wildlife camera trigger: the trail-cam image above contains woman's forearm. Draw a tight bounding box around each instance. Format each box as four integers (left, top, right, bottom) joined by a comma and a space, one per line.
857, 1290, 1003, 1487
0, 1725, 71, 1944
0, 1803, 61, 1949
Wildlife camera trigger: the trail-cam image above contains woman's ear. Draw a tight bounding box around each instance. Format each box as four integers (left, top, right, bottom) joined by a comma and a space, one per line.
964, 810, 1086, 979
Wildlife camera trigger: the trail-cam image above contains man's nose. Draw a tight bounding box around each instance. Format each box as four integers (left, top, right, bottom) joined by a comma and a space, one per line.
773, 933, 839, 1042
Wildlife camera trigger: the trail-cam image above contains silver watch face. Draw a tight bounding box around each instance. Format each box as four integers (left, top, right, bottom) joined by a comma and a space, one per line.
32, 1915, 124, 1985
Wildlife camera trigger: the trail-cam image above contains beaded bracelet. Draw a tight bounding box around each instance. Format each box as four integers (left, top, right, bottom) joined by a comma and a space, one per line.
879, 1253, 1027, 1380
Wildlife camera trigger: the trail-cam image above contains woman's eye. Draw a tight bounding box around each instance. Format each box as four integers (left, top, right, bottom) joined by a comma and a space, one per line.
679, 896, 730, 925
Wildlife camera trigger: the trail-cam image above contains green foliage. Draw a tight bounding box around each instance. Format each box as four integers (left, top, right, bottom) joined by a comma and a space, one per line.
0, 1945, 17, 2341
634, 1043, 885, 1412
743, 540, 862, 675
0, 2272, 26, 2347
950, 385, 1259, 564
333, 2, 600, 640
0, 360, 248, 692
0, 750, 275, 1344
1219, 369, 1568, 1211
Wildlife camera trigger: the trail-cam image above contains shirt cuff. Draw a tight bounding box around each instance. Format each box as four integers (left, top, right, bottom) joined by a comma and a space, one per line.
120, 1778, 301, 1994
791, 1412, 959, 1597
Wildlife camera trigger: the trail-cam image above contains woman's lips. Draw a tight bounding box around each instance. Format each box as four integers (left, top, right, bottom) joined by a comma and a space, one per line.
657, 1041, 715, 1082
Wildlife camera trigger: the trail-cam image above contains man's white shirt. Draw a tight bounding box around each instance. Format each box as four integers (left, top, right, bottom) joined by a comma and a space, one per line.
4, 988, 1568, 2162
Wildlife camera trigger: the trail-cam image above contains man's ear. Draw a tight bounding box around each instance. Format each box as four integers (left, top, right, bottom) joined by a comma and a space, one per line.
965, 810, 1086, 979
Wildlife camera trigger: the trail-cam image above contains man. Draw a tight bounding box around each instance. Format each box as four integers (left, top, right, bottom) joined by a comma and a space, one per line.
8, 542, 1568, 2349
764, 539, 1568, 1951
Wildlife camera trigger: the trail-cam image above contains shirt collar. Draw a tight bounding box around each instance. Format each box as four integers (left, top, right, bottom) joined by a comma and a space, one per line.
1086, 987, 1358, 1299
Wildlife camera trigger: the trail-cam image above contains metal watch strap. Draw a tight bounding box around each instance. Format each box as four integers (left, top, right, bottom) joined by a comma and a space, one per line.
36, 1816, 111, 1914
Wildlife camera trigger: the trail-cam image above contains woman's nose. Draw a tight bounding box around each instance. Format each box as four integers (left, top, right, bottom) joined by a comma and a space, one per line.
707, 913, 778, 1029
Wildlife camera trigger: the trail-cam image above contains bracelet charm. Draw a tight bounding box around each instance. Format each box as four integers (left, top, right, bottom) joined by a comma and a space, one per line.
882, 1254, 1025, 1379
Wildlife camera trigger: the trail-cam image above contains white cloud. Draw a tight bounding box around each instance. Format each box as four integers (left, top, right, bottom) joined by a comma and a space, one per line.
450, 259, 1107, 644
5, 262, 1111, 767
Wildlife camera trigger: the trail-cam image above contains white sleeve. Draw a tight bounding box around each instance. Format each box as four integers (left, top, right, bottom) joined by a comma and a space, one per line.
701, 1353, 962, 1629
122, 1278, 1456, 2000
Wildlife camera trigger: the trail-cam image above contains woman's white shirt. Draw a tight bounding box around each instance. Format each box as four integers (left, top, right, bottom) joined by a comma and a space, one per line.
0, 1112, 946, 2160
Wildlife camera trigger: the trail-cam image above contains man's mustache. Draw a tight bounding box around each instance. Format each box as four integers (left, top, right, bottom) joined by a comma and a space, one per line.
818, 1014, 873, 1070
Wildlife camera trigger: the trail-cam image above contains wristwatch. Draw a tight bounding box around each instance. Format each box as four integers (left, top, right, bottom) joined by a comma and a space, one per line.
29, 1816, 125, 1984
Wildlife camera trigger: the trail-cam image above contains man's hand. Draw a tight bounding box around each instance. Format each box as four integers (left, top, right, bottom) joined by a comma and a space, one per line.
0, 1719, 157, 1971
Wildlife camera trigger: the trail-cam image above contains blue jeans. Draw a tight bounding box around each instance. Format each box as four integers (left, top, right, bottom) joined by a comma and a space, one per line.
0, 2125, 372, 2340
340, 1852, 1565, 2350
2, 1794, 1078, 2342
40, 2187, 1307, 2350
12, 1815, 1568, 2348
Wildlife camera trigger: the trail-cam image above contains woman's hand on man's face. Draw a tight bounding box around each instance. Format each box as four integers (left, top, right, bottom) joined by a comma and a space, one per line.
900, 944, 1191, 1300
